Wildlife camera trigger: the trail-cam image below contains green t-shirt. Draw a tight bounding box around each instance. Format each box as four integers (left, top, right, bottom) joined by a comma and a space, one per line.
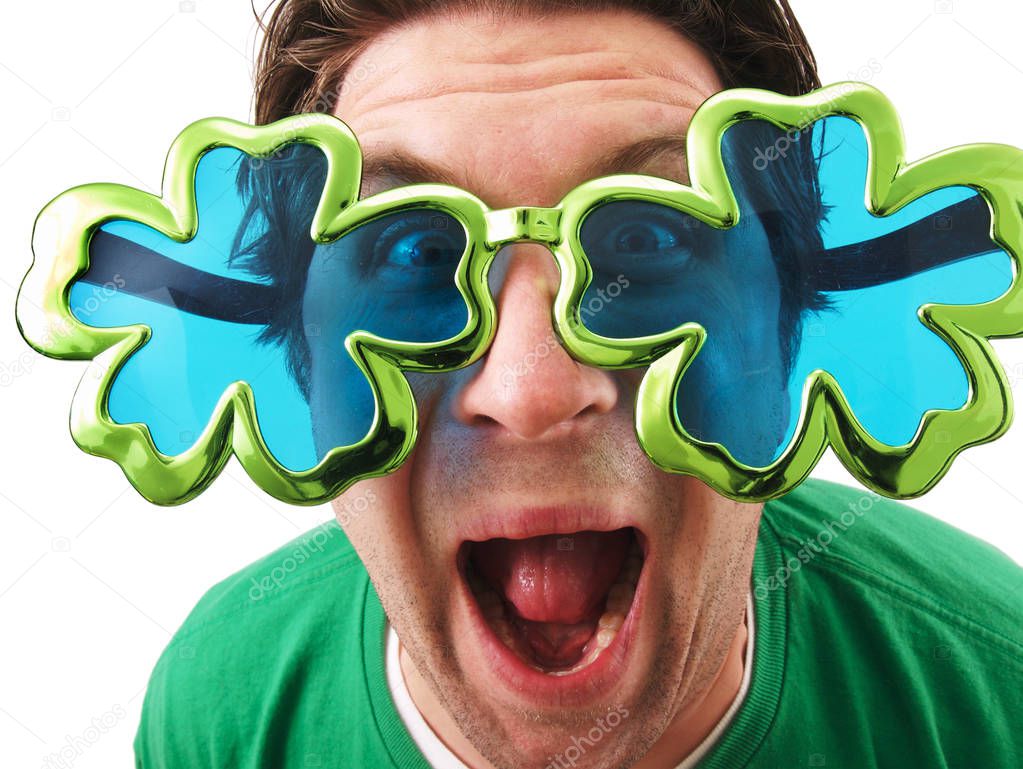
134, 480, 1023, 767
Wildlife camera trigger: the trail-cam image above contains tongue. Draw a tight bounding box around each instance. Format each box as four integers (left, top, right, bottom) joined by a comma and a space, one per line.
472, 529, 632, 623
471, 529, 631, 664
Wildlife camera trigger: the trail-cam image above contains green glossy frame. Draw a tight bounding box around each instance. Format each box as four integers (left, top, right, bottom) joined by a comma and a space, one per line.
16, 81, 1023, 505
551, 81, 1023, 500
16, 114, 500, 505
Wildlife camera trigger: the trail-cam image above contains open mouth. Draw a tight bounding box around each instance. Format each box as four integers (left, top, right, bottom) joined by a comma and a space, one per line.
458, 526, 646, 676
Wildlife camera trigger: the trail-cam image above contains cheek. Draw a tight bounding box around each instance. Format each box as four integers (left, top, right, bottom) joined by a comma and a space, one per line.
333, 470, 459, 642
662, 484, 762, 585
331, 478, 387, 553
332, 469, 419, 568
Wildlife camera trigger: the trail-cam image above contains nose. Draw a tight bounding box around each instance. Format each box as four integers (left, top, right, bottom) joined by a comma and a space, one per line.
454, 243, 618, 440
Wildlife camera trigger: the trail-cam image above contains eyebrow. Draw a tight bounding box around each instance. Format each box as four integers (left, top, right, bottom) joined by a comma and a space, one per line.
359, 134, 690, 199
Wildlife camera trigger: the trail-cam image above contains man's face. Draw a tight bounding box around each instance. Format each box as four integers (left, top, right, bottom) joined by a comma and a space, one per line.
327, 9, 763, 768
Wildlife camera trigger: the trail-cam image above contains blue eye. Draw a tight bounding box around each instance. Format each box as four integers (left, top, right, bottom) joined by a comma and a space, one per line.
579, 202, 704, 288
374, 214, 464, 269
604, 219, 691, 260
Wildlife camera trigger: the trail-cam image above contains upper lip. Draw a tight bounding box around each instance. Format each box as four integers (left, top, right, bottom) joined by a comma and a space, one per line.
456, 504, 642, 544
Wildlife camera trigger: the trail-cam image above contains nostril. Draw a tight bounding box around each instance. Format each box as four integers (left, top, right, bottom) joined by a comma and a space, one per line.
456, 350, 618, 438
576, 401, 610, 420
467, 413, 502, 430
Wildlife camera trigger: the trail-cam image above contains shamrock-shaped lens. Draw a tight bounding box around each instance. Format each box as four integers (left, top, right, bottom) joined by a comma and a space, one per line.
579, 116, 1013, 467
69, 143, 468, 472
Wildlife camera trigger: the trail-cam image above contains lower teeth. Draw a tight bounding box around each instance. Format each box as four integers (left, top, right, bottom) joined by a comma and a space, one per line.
467, 535, 643, 675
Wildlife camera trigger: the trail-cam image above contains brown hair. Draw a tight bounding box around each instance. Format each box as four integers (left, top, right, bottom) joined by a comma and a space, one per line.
249, 0, 820, 125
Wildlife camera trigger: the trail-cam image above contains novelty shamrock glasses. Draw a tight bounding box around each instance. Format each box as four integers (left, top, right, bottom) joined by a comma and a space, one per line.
15, 82, 1023, 505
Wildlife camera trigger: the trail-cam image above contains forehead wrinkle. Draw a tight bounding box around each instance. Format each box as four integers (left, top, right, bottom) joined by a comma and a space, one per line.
348, 80, 709, 131
346, 87, 705, 155
351, 92, 701, 204
339, 6, 721, 118
348, 54, 712, 117
336, 11, 720, 206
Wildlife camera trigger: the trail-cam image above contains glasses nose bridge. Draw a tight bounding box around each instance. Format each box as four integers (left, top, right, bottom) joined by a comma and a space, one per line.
484, 206, 562, 250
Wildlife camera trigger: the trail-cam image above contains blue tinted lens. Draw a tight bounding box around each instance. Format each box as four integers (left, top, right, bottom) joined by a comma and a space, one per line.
302, 209, 466, 461
580, 115, 1013, 466
69, 144, 466, 471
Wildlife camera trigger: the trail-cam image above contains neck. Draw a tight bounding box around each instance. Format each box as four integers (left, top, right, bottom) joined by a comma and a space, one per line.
629, 605, 749, 768
398, 605, 749, 769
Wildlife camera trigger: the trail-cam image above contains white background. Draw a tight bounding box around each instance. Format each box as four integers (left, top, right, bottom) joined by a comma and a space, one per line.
1, 1, 1022, 766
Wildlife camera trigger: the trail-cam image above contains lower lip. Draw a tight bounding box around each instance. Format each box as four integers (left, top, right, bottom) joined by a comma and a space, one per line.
456, 550, 649, 707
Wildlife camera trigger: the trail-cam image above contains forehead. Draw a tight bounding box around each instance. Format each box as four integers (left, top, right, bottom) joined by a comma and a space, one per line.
332, 8, 723, 207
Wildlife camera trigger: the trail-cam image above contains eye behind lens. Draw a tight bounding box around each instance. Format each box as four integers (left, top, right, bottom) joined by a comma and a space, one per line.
580, 201, 702, 285
373, 213, 465, 270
